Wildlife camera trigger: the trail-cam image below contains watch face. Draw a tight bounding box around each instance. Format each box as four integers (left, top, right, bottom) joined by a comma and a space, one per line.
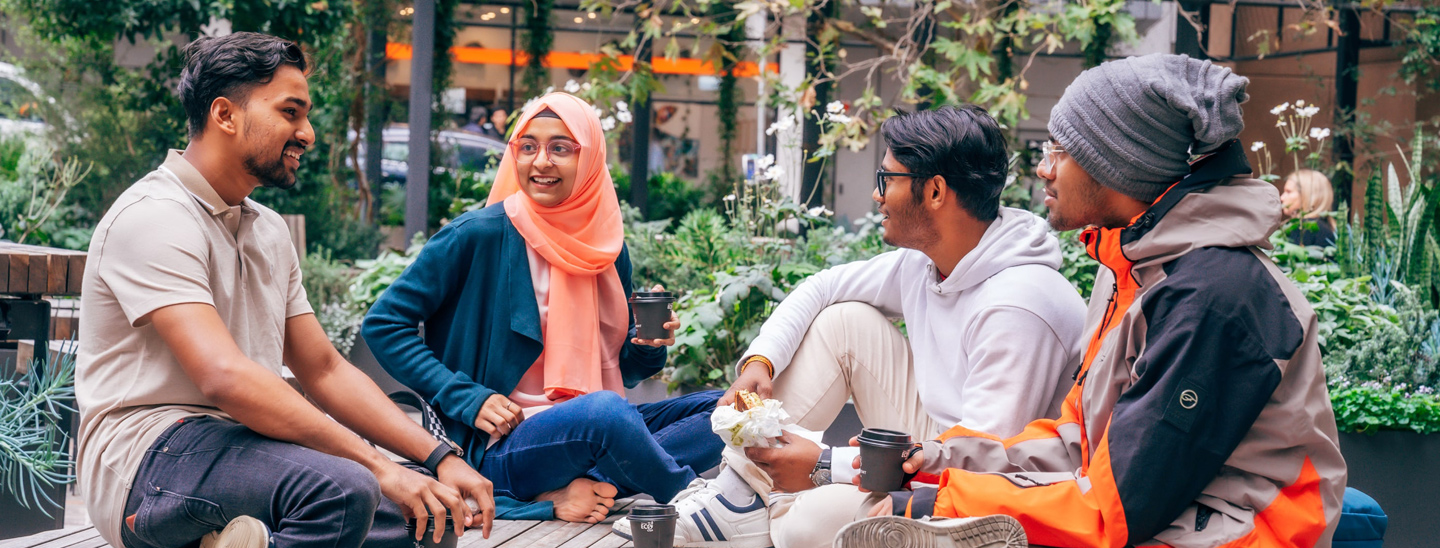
811, 469, 832, 487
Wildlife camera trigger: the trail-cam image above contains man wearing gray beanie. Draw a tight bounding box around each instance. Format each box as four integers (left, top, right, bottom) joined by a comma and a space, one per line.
832, 54, 1347, 548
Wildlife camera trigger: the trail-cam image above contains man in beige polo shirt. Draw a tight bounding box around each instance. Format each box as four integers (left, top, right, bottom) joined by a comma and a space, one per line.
77, 32, 495, 548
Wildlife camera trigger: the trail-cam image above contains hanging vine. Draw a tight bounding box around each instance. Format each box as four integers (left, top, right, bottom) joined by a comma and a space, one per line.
522, 0, 555, 98
711, 0, 746, 188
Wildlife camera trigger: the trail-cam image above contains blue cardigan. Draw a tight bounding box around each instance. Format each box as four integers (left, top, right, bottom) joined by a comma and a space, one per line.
361, 204, 667, 518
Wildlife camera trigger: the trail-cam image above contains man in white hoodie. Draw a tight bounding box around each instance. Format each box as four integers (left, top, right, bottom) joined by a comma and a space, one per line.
611, 105, 1088, 548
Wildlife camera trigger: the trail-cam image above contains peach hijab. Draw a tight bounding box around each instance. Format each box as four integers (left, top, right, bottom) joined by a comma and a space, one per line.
485, 92, 628, 400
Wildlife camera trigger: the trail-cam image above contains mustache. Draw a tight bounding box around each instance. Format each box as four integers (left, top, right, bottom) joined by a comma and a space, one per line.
284, 141, 308, 152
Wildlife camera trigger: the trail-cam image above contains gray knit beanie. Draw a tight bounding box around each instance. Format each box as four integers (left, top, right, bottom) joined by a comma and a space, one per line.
1048, 54, 1250, 203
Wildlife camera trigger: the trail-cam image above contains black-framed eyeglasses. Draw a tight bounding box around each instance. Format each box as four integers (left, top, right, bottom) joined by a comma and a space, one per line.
875, 170, 931, 196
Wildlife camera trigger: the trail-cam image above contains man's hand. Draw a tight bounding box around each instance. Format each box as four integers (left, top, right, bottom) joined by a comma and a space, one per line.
435, 455, 495, 539
374, 462, 470, 544
718, 359, 773, 407
867, 497, 892, 518
632, 285, 680, 347
744, 431, 822, 493
475, 394, 524, 438
847, 436, 924, 492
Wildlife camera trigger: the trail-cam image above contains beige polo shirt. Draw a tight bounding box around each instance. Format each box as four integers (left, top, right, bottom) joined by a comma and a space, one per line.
76, 150, 311, 547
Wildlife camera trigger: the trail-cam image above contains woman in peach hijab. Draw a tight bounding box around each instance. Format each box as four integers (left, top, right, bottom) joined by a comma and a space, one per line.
363, 93, 723, 523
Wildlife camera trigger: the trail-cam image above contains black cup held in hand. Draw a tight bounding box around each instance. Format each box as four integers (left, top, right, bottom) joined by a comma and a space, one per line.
627, 504, 679, 548
404, 516, 458, 548
857, 428, 913, 493
630, 291, 676, 340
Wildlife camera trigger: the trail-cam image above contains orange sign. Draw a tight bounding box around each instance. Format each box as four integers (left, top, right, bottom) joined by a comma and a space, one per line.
386, 43, 776, 78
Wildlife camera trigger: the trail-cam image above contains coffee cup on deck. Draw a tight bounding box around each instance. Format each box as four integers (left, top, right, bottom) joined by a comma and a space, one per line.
630, 291, 676, 340
627, 504, 679, 548
404, 515, 458, 548
857, 428, 913, 493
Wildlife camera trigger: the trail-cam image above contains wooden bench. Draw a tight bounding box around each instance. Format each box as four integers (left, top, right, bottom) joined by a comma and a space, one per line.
0, 500, 646, 548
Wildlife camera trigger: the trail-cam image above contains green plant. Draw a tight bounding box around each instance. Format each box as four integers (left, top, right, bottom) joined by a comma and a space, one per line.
302, 247, 358, 311
348, 234, 425, 311
1330, 382, 1440, 435
1056, 230, 1098, 299
1, 352, 75, 516
0, 137, 91, 247
521, 0, 555, 97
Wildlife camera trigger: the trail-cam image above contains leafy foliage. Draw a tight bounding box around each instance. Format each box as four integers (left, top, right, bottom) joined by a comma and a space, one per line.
1, 351, 75, 515
1331, 382, 1440, 435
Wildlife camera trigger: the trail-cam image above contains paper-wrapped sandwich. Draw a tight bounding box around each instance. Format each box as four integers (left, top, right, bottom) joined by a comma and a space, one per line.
711, 390, 789, 449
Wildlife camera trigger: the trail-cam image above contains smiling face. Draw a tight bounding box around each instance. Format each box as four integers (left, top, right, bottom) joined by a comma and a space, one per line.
236, 65, 312, 189
872, 149, 940, 249
513, 117, 581, 207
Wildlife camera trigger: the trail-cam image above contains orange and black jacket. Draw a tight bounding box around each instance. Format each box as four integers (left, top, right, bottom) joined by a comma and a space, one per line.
899, 142, 1347, 547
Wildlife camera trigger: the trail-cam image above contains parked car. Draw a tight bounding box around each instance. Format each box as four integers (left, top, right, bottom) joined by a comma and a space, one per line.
353, 125, 505, 185
0, 62, 53, 138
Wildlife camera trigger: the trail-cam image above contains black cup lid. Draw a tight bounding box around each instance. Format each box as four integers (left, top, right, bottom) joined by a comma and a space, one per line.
632, 291, 674, 300
404, 516, 456, 532
859, 428, 912, 445
629, 504, 678, 517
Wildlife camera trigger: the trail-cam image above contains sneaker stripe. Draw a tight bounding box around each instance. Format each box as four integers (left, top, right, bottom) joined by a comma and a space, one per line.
716, 492, 766, 513
700, 509, 727, 542
691, 513, 714, 542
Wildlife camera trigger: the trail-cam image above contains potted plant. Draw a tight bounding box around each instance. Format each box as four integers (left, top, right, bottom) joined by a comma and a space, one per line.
1, 351, 75, 540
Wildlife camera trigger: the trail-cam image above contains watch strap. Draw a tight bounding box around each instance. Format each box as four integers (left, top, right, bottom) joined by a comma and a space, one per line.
423, 442, 457, 475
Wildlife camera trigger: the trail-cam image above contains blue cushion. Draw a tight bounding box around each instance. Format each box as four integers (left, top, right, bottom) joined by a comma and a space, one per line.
1334, 487, 1387, 548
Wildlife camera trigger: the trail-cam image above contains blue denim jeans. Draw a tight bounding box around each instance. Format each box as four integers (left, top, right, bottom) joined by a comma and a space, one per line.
478, 390, 724, 504
119, 417, 416, 548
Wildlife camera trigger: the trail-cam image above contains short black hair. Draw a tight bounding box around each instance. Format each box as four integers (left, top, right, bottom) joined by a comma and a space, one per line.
178, 32, 308, 139
880, 105, 1009, 222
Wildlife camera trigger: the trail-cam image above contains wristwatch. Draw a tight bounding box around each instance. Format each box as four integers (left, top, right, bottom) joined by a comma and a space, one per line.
809, 448, 832, 487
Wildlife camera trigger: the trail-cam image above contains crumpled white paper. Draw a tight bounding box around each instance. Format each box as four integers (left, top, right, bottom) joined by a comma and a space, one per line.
711, 398, 790, 448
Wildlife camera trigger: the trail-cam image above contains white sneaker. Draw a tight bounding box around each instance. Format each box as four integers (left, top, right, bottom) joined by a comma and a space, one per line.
199, 516, 272, 548
834, 515, 1027, 548
611, 478, 773, 548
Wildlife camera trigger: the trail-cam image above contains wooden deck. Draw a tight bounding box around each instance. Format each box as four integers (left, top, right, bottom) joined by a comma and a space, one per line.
0, 500, 643, 548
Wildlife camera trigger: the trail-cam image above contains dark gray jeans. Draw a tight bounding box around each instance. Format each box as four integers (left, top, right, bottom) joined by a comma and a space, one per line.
119, 417, 419, 548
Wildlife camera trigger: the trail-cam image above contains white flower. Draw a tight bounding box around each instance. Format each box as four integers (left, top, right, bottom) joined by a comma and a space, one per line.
601, 116, 616, 131
1298, 105, 1320, 118
807, 205, 833, 217
1251, 141, 1266, 152
826, 100, 845, 115
766, 115, 796, 136
1276, 119, 1287, 128
826, 113, 852, 125
1271, 102, 1290, 115
723, 194, 737, 201
582, 82, 592, 91
756, 154, 775, 170
1309, 127, 1331, 140
617, 101, 629, 112
564, 80, 581, 93
1295, 99, 1306, 107
615, 110, 633, 124
593, 106, 604, 120
544, 85, 555, 95
763, 166, 785, 180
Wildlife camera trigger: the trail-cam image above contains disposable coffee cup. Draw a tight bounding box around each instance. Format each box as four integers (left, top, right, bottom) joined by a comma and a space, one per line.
630, 291, 676, 340
404, 516, 458, 548
857, 428, 913, 493
627, 504, 679, 548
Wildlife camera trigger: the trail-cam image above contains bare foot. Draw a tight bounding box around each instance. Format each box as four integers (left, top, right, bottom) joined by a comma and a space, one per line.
537, 478, 618, 523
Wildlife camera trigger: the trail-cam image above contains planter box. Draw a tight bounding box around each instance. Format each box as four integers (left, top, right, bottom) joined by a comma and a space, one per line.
1339, 430, 1439, 547
0, 398, 73, 541
0, 485, 66, 540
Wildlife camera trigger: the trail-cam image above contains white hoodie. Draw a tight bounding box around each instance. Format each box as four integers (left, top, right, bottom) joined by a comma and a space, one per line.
743, 207, 1088, 437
